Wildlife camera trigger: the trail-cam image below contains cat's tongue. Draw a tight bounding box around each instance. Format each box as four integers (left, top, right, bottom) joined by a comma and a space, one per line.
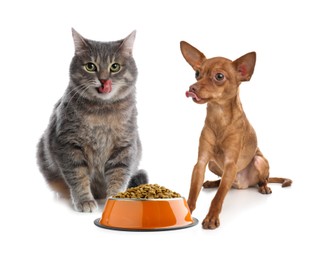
99, 80, 112, 93
186, 91, 201, 101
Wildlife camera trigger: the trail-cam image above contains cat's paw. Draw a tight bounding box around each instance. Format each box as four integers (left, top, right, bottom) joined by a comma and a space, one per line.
74, 200, 98, 212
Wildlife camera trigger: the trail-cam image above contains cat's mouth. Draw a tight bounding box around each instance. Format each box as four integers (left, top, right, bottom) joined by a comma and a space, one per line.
97, 79, 112, 94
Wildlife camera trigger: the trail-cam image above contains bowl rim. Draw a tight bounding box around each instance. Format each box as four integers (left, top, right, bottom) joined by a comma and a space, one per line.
107, 196, 186, 201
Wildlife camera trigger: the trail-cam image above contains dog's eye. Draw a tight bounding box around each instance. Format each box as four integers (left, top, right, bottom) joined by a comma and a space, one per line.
215, 73, 225, 81
195, 70, 200, 79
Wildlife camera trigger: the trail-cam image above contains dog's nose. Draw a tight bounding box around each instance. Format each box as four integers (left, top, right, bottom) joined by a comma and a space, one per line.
190, 85, 197, 92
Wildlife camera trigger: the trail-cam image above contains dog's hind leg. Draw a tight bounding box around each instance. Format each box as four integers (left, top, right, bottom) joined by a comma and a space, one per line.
251, 149, 272, 194
255, 148, 292, 188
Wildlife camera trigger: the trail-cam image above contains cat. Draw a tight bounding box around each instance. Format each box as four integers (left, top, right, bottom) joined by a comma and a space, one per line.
37, 28, 148, 212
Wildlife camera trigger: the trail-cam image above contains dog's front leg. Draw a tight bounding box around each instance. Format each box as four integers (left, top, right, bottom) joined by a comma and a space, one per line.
187, 159, 208, 213
187, 136, 211, 213
202, 159, 237, 229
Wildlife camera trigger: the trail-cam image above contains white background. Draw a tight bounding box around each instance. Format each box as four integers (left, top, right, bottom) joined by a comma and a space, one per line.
1, 0, 311, 259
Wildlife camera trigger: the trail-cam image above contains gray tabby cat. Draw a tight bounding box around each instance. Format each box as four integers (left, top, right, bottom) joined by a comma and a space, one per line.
37, 28, 148, 212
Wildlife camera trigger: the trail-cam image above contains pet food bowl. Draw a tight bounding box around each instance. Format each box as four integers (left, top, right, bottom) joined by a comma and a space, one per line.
94, 197, 198, 231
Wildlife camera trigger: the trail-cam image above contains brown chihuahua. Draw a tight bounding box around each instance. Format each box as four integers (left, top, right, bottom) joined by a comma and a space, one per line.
180, 41, 292, 229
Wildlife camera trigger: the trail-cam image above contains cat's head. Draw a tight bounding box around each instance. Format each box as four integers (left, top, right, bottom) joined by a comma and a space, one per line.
69, 28, 137, 102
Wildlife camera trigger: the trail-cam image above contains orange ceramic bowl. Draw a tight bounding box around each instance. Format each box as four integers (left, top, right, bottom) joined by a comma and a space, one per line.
94, 197, 198, 231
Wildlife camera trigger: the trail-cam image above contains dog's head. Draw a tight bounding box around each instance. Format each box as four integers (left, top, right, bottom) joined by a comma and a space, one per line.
180, 41, 256, 104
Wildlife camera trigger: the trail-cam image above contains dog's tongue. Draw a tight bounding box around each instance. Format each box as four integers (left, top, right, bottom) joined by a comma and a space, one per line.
99, 80, 112, 93
186, 91, 201, 101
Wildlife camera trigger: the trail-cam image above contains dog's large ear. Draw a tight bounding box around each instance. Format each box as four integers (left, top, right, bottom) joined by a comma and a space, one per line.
232, 52, 256, 81
180, 41, 206, 69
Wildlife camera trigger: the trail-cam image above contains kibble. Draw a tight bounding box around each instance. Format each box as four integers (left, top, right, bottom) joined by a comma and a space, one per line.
113, 184, 181, 199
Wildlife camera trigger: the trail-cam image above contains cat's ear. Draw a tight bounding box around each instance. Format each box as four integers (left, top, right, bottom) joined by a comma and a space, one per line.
72, 28, 89, 54
119, 30, 136, 56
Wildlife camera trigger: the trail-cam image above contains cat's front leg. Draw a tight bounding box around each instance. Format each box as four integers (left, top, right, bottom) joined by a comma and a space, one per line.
58, 145, 98, 212
64, 166, 98, 212
104, 164, 131, 198
103, 144, 136, 197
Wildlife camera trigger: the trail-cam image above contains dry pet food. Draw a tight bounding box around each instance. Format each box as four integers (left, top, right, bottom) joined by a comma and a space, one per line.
113, 184, 181, 199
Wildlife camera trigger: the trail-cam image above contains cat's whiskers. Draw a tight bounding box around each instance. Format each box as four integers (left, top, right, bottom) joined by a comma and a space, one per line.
65, 83, 90, 109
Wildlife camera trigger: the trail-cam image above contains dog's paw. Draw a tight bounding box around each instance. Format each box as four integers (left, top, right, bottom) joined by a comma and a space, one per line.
74, 200, 98, 212
187, 199, 196, 213
203, 180, 220, 188
258, 185, 272, 194
202, 215, 220, 230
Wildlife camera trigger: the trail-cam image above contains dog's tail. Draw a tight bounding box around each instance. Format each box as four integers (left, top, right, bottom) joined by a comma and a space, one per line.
268, 177, 292, 188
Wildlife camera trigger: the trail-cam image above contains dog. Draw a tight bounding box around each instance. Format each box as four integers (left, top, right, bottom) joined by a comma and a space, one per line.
180, 41, 292, 229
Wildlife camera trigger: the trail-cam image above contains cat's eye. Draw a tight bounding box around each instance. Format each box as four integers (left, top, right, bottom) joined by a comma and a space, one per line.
84, 62, 97, 72
215, 73, 225, 81
110, 63, 121, 73
195, 70, 200, 79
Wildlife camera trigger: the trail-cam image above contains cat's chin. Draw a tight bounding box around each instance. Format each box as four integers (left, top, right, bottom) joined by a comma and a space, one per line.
88, 86, 114, 100
92, 91, 116, 102
95, 94, 113, 101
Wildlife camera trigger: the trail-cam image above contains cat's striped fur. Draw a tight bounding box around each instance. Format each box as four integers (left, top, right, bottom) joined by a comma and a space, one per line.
37, 29, 147, 212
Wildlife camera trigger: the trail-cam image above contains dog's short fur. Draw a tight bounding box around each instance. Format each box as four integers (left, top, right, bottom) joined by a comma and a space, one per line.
180, 41, 292, 229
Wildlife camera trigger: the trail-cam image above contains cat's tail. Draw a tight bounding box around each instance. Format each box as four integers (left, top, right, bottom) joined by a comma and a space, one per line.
128, 169, 148, 188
